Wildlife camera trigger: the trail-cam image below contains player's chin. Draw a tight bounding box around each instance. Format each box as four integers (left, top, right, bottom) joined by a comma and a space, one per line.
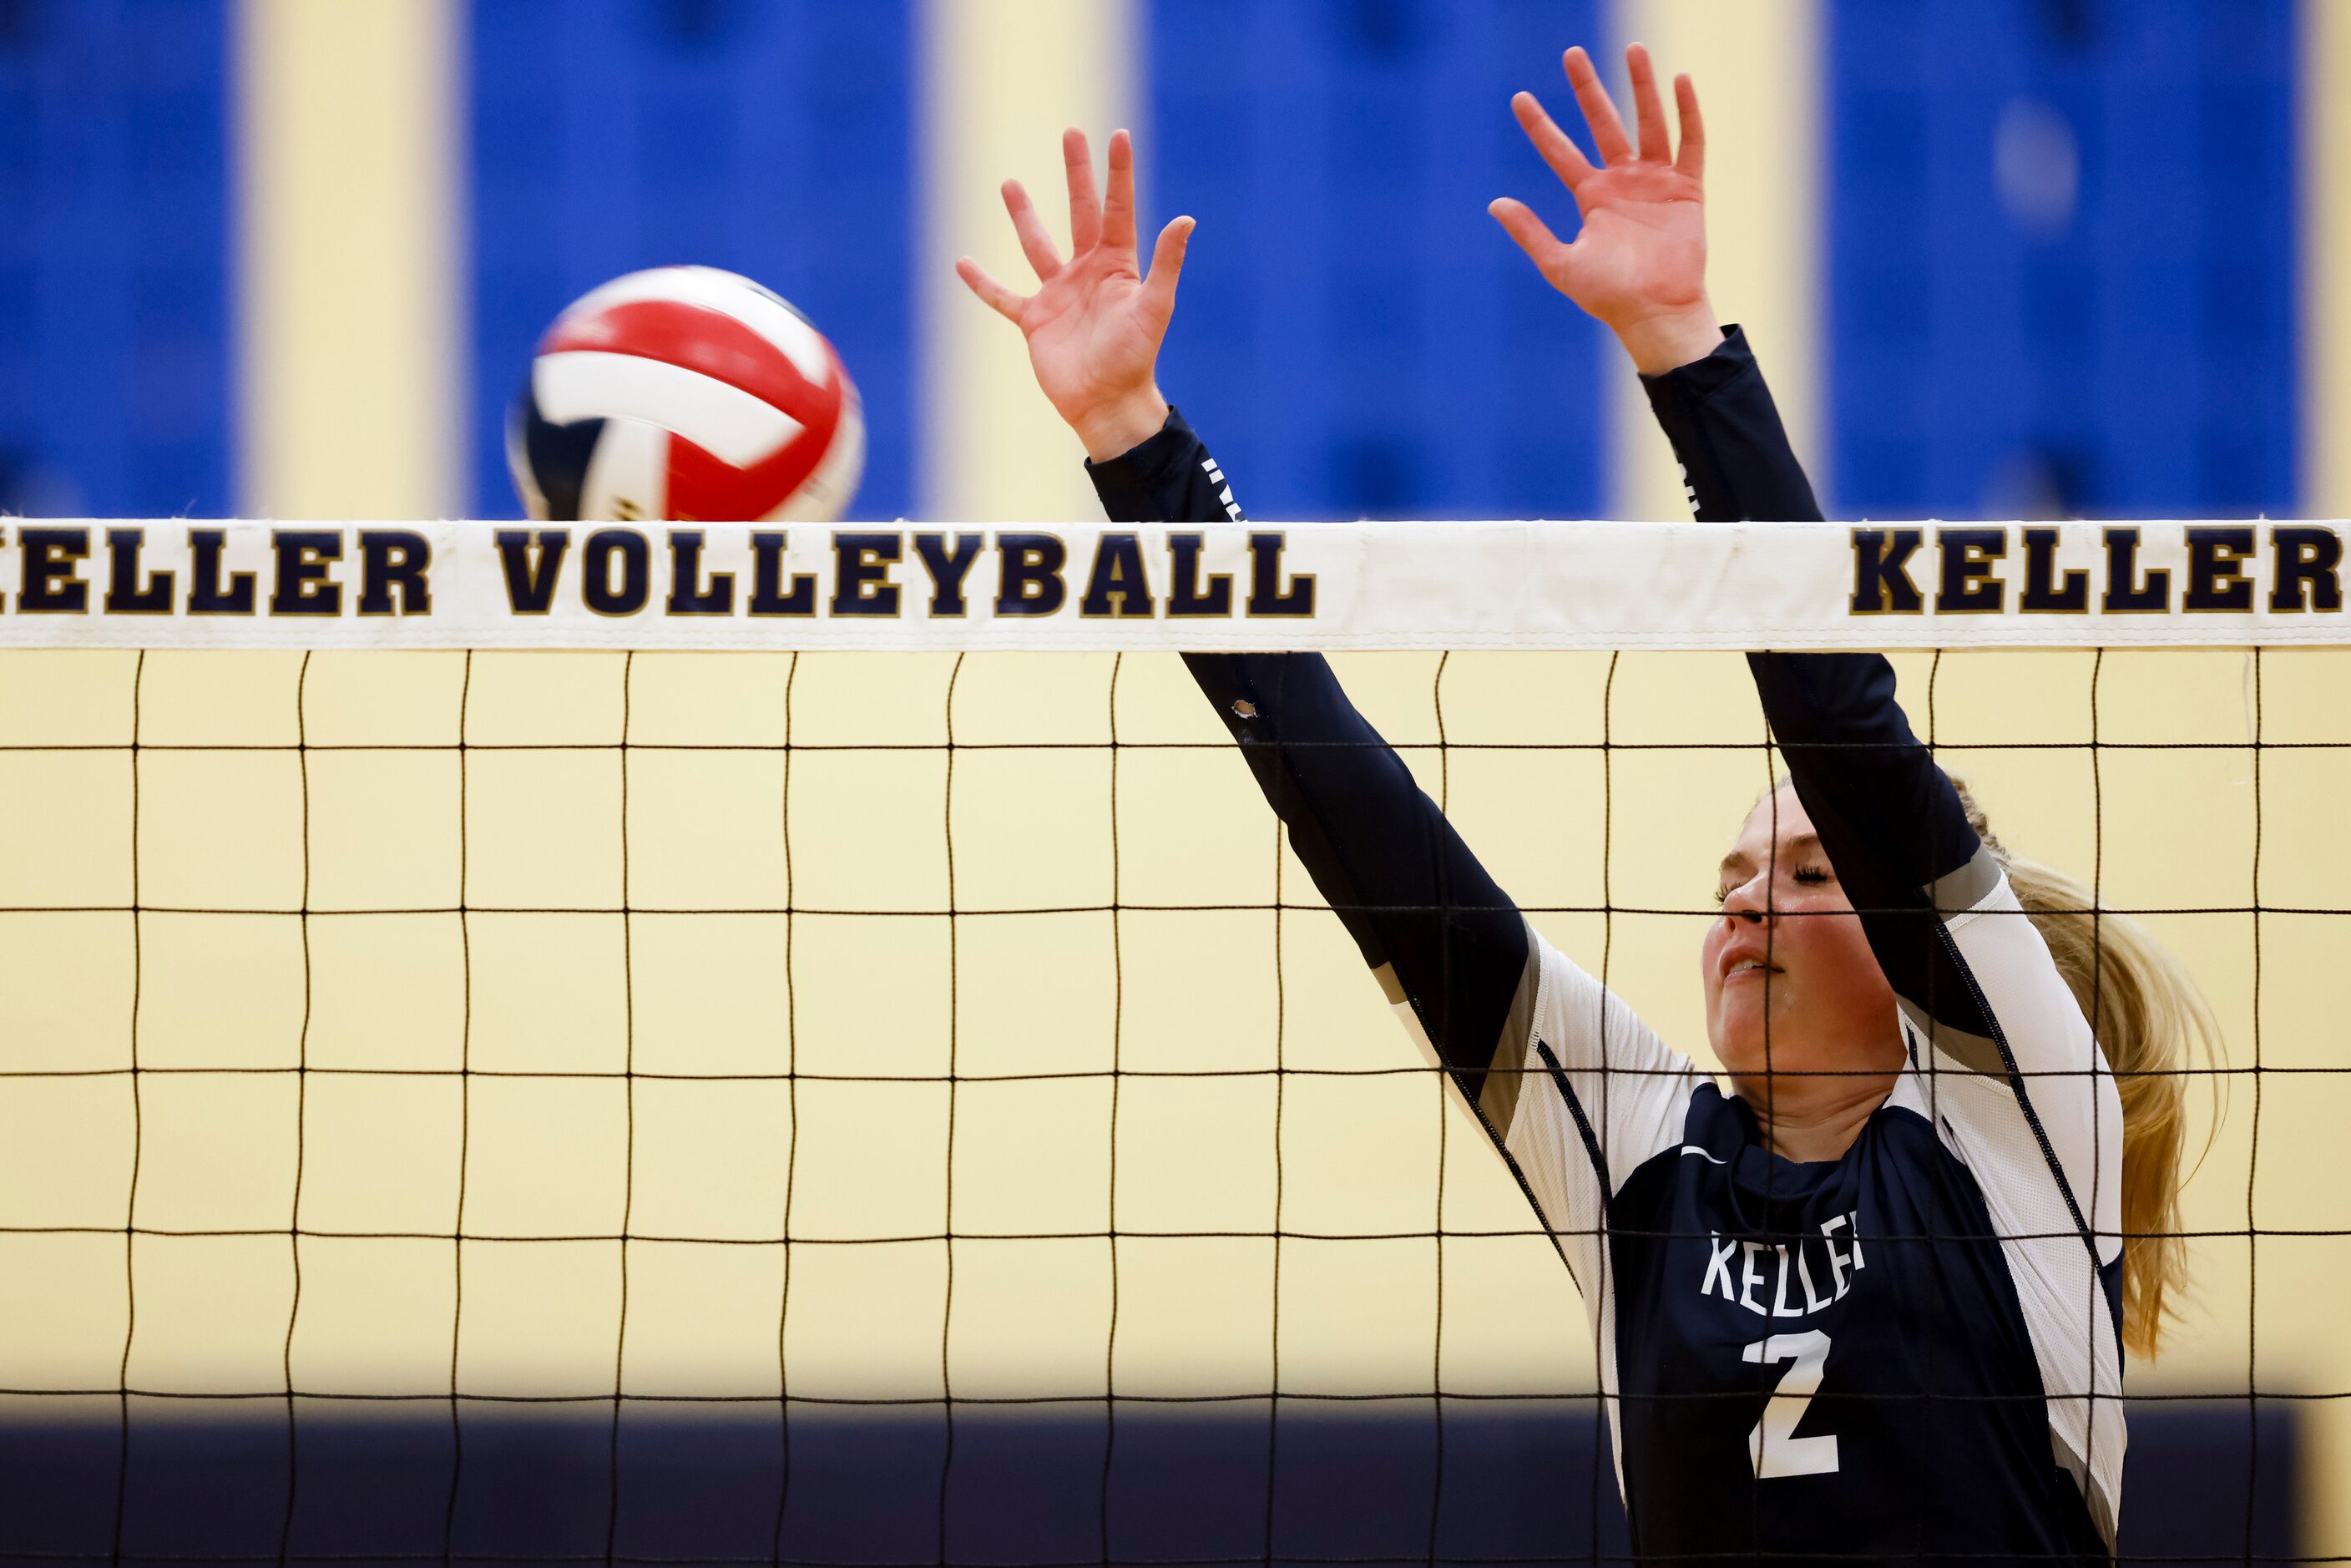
1707, 1003, 1776, 1080
1715, 985, 1823, 1069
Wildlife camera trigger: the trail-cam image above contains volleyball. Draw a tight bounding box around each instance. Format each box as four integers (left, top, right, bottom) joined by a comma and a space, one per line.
507, 265, 864, 523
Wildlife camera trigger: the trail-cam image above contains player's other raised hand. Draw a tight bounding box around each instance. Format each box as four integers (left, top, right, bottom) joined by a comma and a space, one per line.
958, 128, 1196, 462
1490, 43, 1722, 375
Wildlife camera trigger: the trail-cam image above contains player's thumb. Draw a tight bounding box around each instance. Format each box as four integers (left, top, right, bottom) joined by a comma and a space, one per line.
1140, 216, 1196, 329
1488, 198, 1564, 269
1489, 198, 1587, 305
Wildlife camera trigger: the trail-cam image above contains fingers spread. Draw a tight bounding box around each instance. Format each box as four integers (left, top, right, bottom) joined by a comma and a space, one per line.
1102, 128, 1139, 251
1511, 91, 1595, 194
1563, 45, 1633, 166
1139, 215, 1195, 333
1674, 72, 1706, 181
1063, 127, 1102, 252
1626, 43, 1671, 164
1002, 178, 1064, 281
956, 255, 1028, 323
1488, 197, 1565, 269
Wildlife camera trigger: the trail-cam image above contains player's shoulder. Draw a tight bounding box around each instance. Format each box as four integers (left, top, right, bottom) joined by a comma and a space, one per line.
1519, 918, 1625, 1010
1521, 924, 1680, 1051
1934, 845, 2021, 933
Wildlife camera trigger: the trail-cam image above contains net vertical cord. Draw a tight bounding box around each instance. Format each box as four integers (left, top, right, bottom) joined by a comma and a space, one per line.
1593, 650, 1618, 1568
275, 650, 317, 1568
1922, 650, 1949, 1565
442, 650, 476, 1568
1750, 664, 1778, 1555
1099, 652, 1125, 1568
772, 650, 801, 1568
1425, 650, 1451, 1568
2086, 648, 2107, 1546
108, 650, 147, 1568
1261, 751, 1288, 1568
605, 650, 640, 1566
937, 653, 967, 1568
2244, 645, 2265, 1565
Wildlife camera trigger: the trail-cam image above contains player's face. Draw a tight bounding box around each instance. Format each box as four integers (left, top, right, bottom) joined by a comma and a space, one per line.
1701, 781, 1904, 1111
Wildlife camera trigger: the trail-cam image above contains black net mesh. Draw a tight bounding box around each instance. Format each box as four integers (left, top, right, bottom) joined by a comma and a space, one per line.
0, 645, 2324, 1564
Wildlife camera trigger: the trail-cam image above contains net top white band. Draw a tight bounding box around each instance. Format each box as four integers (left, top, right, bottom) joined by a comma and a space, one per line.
1, 518, 2343, 651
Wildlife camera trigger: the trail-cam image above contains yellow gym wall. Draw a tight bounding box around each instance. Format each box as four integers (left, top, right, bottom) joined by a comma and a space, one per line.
920, 0, 1140, 524
1606, 0, 1822, 522
236, 0, 463, 523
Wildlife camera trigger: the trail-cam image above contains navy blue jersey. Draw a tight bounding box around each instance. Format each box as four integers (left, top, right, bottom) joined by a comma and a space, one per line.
1084, 332, 2126, 1562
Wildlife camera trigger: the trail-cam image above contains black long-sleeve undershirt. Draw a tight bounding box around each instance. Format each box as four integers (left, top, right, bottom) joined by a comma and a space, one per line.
1086, 412, 1525, 1097
1643, 332, 1989, 1037
1086, 328, 1989, 1105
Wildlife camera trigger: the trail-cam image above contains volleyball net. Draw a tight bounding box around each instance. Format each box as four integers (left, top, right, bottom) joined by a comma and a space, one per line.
0, 518, 2340, 1562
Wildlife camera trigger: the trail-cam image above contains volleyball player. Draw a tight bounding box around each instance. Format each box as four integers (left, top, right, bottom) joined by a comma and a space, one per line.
958, 44, 2217, 1561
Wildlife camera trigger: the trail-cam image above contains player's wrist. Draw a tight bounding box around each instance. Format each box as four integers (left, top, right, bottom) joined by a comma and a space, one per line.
1071, 388, 1172, 463
1613, 301, 1724, 377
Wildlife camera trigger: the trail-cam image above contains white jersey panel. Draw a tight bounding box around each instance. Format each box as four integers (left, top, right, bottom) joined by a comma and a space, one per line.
1489, 925, 1700, 1496
1890, 868, 2127, 1541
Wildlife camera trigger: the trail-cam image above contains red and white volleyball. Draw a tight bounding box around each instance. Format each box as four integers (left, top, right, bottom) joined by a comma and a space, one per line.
508, 266, 864, 523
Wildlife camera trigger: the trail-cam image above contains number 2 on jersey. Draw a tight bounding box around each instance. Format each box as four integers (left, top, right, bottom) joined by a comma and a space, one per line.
1742, 1331, 1839, 1478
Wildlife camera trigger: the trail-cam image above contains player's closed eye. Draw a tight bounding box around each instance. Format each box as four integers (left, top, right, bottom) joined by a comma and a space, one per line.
1712, 864, 1831, 903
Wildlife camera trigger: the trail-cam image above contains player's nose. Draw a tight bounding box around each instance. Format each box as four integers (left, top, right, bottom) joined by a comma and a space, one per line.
1719, 872, 1772, 924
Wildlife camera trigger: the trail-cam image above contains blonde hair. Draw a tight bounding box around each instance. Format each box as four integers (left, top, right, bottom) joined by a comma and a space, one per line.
1950, 781, 2223, 1362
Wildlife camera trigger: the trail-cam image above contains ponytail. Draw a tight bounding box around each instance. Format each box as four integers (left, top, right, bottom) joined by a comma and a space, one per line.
1952, 781, 2223, 1361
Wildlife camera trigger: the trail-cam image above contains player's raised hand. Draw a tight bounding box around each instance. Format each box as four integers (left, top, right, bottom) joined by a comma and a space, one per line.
1490, 43, 1722, 375
957, 128, 1195, 462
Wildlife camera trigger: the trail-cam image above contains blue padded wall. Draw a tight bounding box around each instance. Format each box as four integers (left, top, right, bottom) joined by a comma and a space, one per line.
1148, 0, 1609, 521
1828, 0, 2298, 518
468, 0, 914, 520
0, 0, 232, 518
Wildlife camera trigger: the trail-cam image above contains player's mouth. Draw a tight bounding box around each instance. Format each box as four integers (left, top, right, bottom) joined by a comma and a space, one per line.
1718, 952, 1784, 984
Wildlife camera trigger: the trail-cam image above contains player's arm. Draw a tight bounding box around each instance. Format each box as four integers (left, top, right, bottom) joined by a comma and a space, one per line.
1083, 409, 1687, 1257
1500, 47, 2112, 1198
958, 125, 1533, 1098
1643, 341, 2106, 1191
1496, 40, 1978, 1017
1087, 419, 1528, 1091
1490, 42, 1813, 521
